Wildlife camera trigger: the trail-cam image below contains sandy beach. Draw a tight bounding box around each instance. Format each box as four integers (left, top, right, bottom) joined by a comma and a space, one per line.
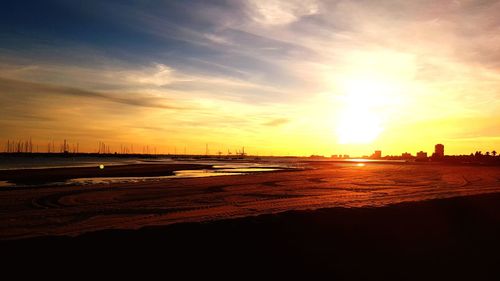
1, 161, 500, 239
3, 192, 500, 279
1, 161, 500, 278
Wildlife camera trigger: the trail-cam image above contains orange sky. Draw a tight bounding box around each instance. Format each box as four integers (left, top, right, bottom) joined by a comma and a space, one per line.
1, 0, 500, 156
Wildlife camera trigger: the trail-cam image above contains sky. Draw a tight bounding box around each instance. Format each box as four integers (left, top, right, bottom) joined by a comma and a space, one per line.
1, 0, 500, 156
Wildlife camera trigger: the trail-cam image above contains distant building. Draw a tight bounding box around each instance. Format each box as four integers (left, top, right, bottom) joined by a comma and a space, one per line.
434, 144, 444, 157
415, 151, 428, 161
401, 152, 412, 159
371, 150, 382, 159
309, 155, 325, 159
416, 151, 428, 159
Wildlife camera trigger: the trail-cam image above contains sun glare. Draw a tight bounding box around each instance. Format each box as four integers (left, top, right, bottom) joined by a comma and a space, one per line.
337, 110, 382, 144
335, 77, 391, 144
329, 50, 415, 146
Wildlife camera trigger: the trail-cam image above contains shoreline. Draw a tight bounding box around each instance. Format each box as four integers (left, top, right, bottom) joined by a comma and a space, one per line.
0, 163, 212, 185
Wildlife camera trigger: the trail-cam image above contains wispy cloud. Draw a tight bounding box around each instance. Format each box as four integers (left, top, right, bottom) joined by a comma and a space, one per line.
0, 77, 186, 110
245, 0, 320, 25
263, 118, 290, 127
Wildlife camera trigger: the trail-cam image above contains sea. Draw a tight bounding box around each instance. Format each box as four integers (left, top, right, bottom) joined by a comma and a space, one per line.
0, 154, 308, 187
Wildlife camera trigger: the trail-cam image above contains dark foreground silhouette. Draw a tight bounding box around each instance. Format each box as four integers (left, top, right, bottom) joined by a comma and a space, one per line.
3, 193, 500, 280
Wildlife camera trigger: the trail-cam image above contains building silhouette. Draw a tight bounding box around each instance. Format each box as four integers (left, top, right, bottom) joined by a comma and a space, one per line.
416, 151, 428, 160
371, 150, 382, 159
434, 144, 444, 157
401, 152, 412, 159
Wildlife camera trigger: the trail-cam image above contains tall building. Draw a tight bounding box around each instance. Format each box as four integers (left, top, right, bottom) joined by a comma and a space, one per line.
434, 144, 444, 157
371, 150, 382, 159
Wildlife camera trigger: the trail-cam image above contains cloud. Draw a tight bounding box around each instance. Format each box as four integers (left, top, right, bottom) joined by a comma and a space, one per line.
124, 63, 175, 87
263, 118, 290, 127
247, 0, 319, 25
0, 77, 185, 110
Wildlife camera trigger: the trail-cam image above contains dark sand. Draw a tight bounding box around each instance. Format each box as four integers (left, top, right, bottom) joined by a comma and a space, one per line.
3, 193, 500, 279
2, 162, 500, 279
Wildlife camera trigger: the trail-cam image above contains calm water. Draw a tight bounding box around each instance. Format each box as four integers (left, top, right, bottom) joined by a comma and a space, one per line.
65, 168, 282, 186
0, 155, 405, 188
0, 155, 149, 170
0, 154, 403, 170
0, 155, 309, 170
0, 155, 303, 188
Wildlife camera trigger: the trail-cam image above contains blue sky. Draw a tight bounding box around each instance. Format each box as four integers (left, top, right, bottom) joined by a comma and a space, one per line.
0, 0, 302, 87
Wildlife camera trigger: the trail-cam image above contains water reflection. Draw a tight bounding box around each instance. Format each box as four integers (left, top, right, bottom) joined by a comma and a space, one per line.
66, 167, 282, 186
0, 181, 12, 187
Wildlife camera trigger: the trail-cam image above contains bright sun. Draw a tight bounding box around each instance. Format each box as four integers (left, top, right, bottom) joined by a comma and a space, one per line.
330, 50, 413, 145
337, 110, 382, 144
336, 77, 389, 144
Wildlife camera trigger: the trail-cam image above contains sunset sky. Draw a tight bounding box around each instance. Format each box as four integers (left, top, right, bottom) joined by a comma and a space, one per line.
1, 0, 500, 156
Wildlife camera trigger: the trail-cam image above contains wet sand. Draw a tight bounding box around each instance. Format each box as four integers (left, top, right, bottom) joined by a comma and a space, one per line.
0, 163, 211, 185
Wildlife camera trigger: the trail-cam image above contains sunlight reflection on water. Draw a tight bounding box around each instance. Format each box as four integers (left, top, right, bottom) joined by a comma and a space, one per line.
65, 167, 283, 186
0, 180, 12, 187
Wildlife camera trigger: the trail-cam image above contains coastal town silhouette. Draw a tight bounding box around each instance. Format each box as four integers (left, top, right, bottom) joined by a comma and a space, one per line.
2, 138, 500, 165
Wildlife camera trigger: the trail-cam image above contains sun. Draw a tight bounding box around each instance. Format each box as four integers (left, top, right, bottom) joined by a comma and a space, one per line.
327, 51, 414, 145
335, 77, 388, 144
337, 110, 383, 144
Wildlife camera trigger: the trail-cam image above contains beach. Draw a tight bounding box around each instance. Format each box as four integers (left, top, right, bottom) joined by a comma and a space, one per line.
3, 192, 500, 279
1, 161, 500, 238
2, 161, 500, 278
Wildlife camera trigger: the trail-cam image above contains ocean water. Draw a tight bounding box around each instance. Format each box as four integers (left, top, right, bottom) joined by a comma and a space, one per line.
0, 154, 303, 187
0, 154, 309, 170
0, 155, 147, 170
0, 154, 404, 189
0, 154, 403, 171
